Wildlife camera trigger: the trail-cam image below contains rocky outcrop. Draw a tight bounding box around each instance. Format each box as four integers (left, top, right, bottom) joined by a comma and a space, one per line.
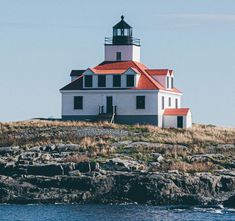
1, 171, 235, 206
1, 144, 235, 207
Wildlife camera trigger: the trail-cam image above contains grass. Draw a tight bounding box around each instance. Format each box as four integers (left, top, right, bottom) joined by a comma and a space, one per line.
1, 120, 235, 148
0, 120, 235, 173
167, 161, 217, 173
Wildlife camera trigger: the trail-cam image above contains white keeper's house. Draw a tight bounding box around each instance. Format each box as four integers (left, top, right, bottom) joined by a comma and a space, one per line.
60, 16, 192, 128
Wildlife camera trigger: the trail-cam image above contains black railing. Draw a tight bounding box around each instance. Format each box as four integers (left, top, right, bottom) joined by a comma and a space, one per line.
98, 105, 117, 115
98, 105, 104, 115
104, 37, 140, 46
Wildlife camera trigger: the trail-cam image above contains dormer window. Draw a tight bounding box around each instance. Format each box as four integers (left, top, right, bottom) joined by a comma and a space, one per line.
126, 75, 134, 87
167, 76, 170, 88
171, 77, 174, 88
116, 52, 122, 61
113, 75, 121, 87
84, 75, 93, 87
98, 75, 106, 87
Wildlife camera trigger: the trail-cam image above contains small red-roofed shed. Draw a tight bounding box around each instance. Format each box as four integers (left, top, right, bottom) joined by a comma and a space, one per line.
163, 108, 192, 128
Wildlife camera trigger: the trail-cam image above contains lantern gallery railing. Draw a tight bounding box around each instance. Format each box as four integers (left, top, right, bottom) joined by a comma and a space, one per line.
104, 37, 140, 46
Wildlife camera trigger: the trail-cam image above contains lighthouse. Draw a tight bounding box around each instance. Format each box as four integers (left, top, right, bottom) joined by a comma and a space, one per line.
104, 16, 140, 62
60, 16, 192, 128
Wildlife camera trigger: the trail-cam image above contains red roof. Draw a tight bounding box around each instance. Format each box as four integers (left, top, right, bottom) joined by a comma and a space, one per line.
94, 61, 147, 70
146, 69, 173, 76
163, 108, 190, 116
93, 61, 181, 92
61, 60, 182, 93
90, 68, 126, 74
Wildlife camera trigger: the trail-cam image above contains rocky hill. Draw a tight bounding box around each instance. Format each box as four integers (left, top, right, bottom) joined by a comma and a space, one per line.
0, 120, 235, 207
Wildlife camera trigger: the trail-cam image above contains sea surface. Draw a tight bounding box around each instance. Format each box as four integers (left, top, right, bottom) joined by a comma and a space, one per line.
0, 204, 234, 221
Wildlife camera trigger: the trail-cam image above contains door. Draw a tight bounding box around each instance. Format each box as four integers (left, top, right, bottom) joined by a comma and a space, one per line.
106, 96, 113, 114
177, 116, 183, 128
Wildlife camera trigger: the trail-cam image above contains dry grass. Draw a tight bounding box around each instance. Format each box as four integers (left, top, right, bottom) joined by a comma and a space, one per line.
168, 161, 216, 173
78, 136, 115, 157
0, 120, 119, 147
0, 120, 235, 149
0, 119, 119, 130
127, 123, 235, 147
0, 120, 234, 173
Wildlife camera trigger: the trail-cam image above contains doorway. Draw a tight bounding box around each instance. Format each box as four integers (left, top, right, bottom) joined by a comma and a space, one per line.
177, 116, 183, 128
106, 96, 113, 114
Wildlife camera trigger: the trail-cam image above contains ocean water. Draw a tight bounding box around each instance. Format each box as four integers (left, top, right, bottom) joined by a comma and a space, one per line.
0, 204, 234, 221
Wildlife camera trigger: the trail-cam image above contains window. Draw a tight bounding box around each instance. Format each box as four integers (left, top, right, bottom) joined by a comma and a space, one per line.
98, 75, 106, 87
113, 75, 121, 87
169, 97, 171, 107
167, 76, 170, 88
84, 75, 93, 87
126, 75, 134, 87
136, 96, 145, 109
175, 98, 178, 108
171, 77, 174, 88
162, 96, 165, 110
116, 52, 122, 61
74, 96, 83, 109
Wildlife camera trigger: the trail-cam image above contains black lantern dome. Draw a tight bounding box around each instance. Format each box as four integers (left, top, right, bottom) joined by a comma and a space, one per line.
104, 16, 140, 46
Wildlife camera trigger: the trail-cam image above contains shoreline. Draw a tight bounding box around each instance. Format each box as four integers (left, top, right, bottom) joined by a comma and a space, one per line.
0, 120, 235, 208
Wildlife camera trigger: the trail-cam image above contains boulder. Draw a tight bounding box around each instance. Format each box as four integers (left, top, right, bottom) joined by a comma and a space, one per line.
75, 161, 99, 173
0, 146, 20, 156
223, 194, 235, 208
29, 146, 41, 152
25, 164, 64, 176
100, 157, 145, 172
43, 145, 56, 152
151, 153, 164, 162
55, 144, 80, 152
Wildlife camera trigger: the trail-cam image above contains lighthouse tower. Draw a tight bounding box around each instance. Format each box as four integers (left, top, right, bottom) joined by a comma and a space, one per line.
104, 16, 140, 62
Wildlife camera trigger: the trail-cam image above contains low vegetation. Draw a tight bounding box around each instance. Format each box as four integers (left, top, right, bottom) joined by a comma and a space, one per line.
0, 120, 235, 173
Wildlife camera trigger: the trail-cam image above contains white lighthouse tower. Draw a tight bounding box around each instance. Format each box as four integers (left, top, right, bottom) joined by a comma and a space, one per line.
104, 15, 140, 62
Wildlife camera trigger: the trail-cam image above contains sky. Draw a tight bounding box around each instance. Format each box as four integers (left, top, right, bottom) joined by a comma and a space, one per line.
0, 0, 235, 127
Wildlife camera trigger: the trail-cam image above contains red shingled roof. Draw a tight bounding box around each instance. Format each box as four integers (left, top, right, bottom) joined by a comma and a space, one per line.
93, 61, 180, 92
146, 69, 173, 76
163, 108, 190, 116
61, 60, 181, 93
90, 68, 126, 74
94, 61, 147, 70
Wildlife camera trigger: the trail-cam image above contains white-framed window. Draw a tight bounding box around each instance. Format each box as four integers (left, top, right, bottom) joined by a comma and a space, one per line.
84, 75, 93, 87
113, 75, 121, 87
136, 96, 145, 109
171, 77, 174, 88
162, 96, 165, 110
116, 52, 122, 61
126, 75, 135, 87
168, 97, 171, 107
98, 75, 106, 87
167, 76, 170, 88
175, 98, 178, 108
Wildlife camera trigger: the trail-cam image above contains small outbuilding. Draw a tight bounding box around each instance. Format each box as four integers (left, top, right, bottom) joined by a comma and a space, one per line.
163, 108, 192, 128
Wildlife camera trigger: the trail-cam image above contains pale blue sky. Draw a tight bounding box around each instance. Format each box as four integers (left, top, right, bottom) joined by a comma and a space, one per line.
0, 0, 235, 127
